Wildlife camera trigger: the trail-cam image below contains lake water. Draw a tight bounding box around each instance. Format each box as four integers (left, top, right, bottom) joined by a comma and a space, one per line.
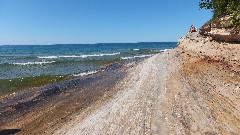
0, 42, 177, 79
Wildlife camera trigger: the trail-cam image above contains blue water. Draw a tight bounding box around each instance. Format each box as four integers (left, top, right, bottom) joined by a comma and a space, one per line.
0, 42, 177, 79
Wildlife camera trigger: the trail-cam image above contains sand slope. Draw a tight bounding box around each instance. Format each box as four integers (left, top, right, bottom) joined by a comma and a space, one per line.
2, 34, 240, 134
57, 50, 180, 134
59, 36, 240, 134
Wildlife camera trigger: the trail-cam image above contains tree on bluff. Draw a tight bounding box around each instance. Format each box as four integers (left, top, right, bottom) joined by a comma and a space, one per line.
199, 0, 240, 29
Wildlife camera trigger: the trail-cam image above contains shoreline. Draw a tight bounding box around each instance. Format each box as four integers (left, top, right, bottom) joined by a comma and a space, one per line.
0, 58, 123, 98
58, 34, 240, 134
57, 48, 182, 134
0, 57, 146, 134
56, 34, 240, 134
1, 34, 240, 134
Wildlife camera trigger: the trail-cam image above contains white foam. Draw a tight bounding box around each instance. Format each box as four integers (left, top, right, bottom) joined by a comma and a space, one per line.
59, 55, 82, 58
160, 49, 171, 52
133, 49, 139, 51
134, 54, 152, 58
121, 57, 135, 60
59, 52, 121, 58
121, 54, 152, 60
38, 56, 58, 59
88, 52, 120, 57
38, 52, 121, 59
12, 61, 55, 65
73, 70, 98, 77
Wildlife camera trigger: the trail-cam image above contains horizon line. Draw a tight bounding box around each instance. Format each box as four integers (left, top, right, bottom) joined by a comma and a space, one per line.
0, 41, 178, 46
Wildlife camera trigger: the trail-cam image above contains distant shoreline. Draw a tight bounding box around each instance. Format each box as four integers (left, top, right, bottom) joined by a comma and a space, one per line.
0, 41, 178, 46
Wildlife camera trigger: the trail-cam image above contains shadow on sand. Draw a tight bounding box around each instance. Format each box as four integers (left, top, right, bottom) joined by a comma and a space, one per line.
0, 129, 21, 135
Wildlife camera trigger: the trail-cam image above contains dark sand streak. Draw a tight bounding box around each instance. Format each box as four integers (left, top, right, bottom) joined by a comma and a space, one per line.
0, 59, 142, 134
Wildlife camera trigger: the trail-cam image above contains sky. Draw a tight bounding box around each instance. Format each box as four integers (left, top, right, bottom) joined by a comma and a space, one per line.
0, 0, 212, 45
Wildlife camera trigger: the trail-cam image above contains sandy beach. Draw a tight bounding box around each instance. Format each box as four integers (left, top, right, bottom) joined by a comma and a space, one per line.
1, 34, 240, 134
57, 51, 177, 134
57, 35, 240, 134
1, 0, 240, 134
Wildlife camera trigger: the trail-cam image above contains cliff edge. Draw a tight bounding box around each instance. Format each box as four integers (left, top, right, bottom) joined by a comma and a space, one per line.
163, 32, 240, 134
57, 33, 240, 134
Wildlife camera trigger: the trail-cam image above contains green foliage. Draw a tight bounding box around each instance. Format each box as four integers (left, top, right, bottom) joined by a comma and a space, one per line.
199, 0, 240, 29
199, 0, 213, 10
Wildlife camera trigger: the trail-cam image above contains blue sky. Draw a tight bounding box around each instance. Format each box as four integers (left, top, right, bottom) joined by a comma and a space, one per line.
0, 0, 212, 45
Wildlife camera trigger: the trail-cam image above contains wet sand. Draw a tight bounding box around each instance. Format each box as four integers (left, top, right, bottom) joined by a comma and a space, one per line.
57, 50, 179, 134
58, 36, 240, 134
0, 59, 143, 134
1, 35, 240, 134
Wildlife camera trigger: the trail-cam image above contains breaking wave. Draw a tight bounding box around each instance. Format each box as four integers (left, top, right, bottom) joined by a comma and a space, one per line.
121, 54, 153, 60
38, 52, 120, 59
72, 70, 98, 77
160, 49, 171, 52
11, 61, 56, 65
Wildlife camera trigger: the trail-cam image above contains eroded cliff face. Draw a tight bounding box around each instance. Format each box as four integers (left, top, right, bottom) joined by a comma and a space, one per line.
199, 16, 240, 43
165, 35, 240, 134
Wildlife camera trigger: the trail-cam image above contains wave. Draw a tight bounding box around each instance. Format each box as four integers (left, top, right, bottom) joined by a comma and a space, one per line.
121, 57, 134, 60
133, 49, 139, 51
59, 55, 83, 58
38, 56, 58, 59
160, 49, 171, 52
71, 52, 121, 58
38, 55, 82, 58
38, 52, 121, 59
121, 54, 153, 60
99, 52, 120, 56
11, 61, 55, 65
72, 70, 98, 77
134, 54, 152, 58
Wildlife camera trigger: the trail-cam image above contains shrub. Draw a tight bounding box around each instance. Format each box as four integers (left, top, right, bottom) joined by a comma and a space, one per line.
199, 0, 240, 31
